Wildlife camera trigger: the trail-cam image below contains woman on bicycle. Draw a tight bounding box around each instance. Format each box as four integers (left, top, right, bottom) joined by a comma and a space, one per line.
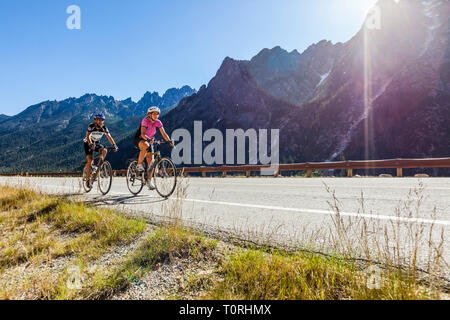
84, 113, 118, 188
134, 107, 174, 188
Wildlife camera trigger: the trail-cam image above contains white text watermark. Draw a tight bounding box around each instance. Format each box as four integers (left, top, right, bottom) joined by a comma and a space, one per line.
66, 5, 81, 30
171, 121, 279, 175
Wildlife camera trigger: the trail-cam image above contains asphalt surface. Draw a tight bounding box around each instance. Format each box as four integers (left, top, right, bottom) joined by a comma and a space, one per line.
1, 176, 449, 277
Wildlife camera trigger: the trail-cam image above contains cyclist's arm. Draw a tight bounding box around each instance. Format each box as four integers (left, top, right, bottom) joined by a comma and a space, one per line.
86, 131, 93, 145
158, 127, 173, 144
105, 133, 116, 147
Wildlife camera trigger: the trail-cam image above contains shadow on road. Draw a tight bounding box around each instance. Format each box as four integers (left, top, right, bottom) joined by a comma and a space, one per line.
84, 194, 168, 207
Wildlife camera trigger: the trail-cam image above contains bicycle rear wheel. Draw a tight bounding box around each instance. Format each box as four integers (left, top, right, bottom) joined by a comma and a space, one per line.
153, 158, 177, 198
127, 160, 144, 195
82, 167, 92, 193
98, 161, 113, 195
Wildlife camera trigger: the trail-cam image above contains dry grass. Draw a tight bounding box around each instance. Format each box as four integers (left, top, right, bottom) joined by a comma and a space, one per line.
0, 185, 146, 299
321, 181, 448, 293
204, 248, 439, 300
55, 226, 218, 300
0, 186, 146, 269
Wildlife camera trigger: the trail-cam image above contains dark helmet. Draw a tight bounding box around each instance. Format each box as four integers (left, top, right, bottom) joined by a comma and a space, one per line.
94, 113, 105, 120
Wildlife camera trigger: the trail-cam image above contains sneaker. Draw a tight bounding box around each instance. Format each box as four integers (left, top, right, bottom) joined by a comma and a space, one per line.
136, 164, 145, 172
147, 180, 156, 190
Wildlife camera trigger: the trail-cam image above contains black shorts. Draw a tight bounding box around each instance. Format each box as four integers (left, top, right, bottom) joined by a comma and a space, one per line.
84, 142, 104, 156
133, 137, 154, 153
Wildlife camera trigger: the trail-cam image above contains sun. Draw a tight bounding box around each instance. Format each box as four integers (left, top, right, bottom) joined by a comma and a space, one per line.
339, 0, 379, 22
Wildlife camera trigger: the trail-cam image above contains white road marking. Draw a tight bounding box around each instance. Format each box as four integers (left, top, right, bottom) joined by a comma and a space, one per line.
177, 198, 450, 226
3, 180, 450, 226
188, 180, 450, 191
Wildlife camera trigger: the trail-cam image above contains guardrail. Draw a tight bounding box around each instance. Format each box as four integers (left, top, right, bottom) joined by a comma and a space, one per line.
1, 157, 449, 178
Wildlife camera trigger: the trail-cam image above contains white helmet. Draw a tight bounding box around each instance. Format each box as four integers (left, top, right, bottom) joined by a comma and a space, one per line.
147, 106, 161, 114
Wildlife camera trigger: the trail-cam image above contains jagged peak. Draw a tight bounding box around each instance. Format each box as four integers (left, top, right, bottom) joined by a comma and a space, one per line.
141, 91, 160, 97
122, 97, 135, 104
301, 39, 335, 55
248, 46, 303, 72
163, 85, 195, 96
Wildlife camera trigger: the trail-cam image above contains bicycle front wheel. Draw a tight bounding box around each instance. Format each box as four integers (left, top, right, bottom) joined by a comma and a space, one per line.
153, 158, 177, 198
98, 161, 113, 195
126, 160, 144, 196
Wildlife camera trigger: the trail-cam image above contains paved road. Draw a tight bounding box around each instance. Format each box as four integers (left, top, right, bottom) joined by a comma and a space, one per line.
1, 176, 449, 277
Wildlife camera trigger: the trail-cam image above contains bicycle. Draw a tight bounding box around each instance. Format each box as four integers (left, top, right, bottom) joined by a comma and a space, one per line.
82, 146, 116, 195
126, 139, 177, 198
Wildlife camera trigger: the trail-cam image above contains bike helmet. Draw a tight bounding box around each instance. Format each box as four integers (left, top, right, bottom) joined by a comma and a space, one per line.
94, 113, 105, 120
147, 106, 161, 114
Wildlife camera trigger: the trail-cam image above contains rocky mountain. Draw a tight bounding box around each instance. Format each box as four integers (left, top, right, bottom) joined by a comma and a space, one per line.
161, 0, 450, 175
0, 86, 195, 133
0, 86, 195, 173
1, 0, 448, 175
0, 114, 10, 123
247, 41, 343, 105
343, 0, 450, 162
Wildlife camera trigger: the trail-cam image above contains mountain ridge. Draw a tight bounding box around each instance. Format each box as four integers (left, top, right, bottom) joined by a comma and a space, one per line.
0, 86, 196, 173
160, 0, 450, 174
1, 0, 449, 175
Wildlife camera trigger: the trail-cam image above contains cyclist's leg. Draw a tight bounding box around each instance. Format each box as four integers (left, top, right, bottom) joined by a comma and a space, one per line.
145, 142, 155, 169
145, 152, 153, 169
138, 140, 150, 165
94, 144, 106, 166
85, 155, 93, 180
84, 141, 94, 179
100, 147, 107, 162
145, 152, 156, 189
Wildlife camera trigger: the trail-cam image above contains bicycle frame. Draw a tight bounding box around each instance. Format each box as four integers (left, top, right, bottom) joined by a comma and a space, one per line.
139, 140, 171, 183
87, 146, 115, 182
126, 140, 177, 197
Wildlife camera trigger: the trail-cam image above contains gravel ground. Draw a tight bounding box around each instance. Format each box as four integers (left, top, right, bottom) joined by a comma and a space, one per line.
0, 255, 73, 299
0, 225, 154, 299
111, 241, 232, 300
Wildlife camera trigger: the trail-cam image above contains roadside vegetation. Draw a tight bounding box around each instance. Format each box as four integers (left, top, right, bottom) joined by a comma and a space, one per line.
0, 184, 447, 300
203, 248, 441, 300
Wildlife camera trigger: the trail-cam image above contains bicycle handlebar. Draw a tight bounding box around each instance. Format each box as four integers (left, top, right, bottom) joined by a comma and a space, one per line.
90, 145, 118, 152
145, 139, 175, 152
154, 139, 173, 145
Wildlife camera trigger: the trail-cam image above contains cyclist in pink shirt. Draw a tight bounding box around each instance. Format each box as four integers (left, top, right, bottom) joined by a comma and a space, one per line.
135, 107, 174, 177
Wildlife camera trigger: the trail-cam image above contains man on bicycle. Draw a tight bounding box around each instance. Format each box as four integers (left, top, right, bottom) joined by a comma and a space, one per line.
134, 106, 174, 189
84, 113, 118, 188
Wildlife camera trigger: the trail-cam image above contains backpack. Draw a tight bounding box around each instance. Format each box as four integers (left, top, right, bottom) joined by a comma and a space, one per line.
133, 127, 141, 148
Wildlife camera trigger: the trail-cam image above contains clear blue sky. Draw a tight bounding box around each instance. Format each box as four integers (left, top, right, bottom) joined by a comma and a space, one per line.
0, 0, 376, 115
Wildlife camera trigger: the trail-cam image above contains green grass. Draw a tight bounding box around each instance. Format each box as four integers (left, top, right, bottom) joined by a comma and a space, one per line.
204, 249, 440, 300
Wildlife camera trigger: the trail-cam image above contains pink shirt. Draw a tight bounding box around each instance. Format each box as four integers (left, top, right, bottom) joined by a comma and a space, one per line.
141, 117, 163, 139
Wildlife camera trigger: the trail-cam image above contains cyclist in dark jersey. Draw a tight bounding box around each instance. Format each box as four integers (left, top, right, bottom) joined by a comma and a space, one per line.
84, 114, 118, 187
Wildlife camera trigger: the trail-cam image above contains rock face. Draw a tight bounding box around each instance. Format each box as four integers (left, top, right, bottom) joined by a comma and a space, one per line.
247, 41, 343, 105
343, 0, 450, 161
162, 0, 450, 174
